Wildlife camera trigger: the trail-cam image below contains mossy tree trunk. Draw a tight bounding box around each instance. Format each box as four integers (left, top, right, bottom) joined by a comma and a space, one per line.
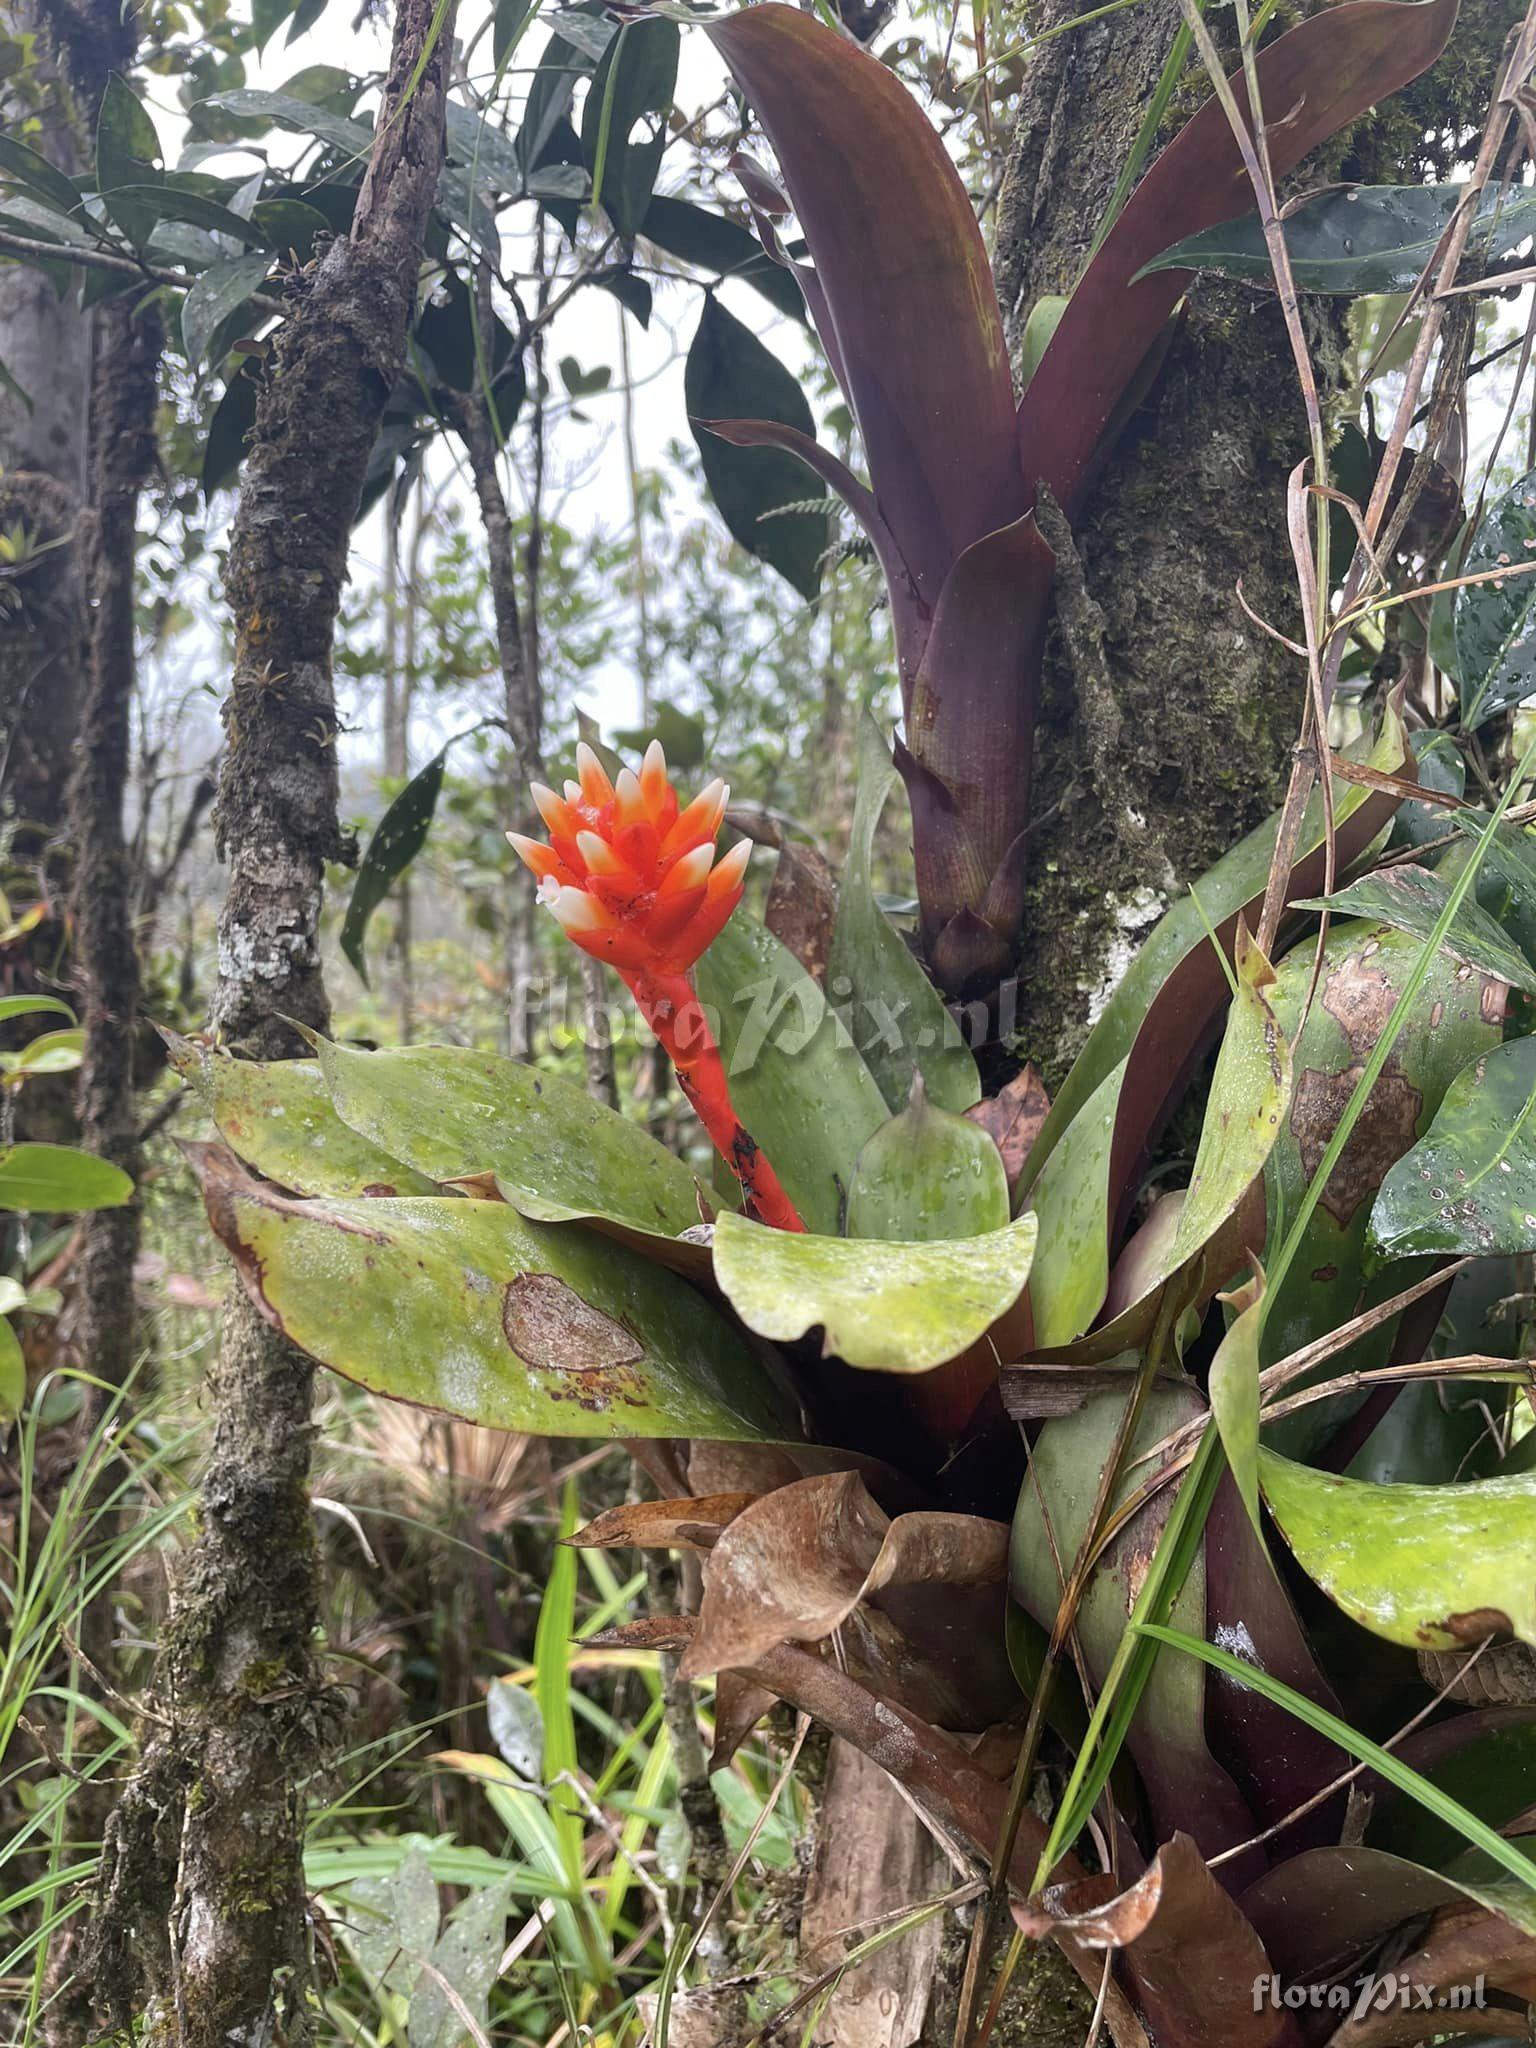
85, 2, 459, 2039
996, 0, 1518, 1087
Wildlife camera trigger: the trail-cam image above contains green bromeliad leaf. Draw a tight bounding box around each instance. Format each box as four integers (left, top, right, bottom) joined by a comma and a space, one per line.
1260, 1448, 1536, 1650
1024, 1059, 1123, 1351
1372, 1035, 1536, 1260
845, 1074, 1007, 1242
167, 1034, 435, 1199
192, 1145, 801, 1444
1021, 708, 1408, 1202
693, 914, 888, 1236
711, 1208, 1036, 1372
311, 1039, 703, 1240
1170, 924, 1290, 1268
826, 714, 981, 1117
1294, 866, 1536, 996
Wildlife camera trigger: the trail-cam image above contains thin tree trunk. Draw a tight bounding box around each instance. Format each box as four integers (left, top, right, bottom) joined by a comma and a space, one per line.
0, 0, 91, 865
86, 2, 458, 2037
994, 0, 1518, 1085
66, 292, 162, 1418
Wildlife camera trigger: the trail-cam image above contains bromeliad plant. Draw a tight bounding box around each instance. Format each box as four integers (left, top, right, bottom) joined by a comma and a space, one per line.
176, 5, 1536, 2041
691, 0, 1460, 992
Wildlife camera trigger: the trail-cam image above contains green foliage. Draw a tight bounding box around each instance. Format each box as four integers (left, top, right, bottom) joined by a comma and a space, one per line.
685, 296, 828, 603
1373, 1035, 1536, 1258
711, 1208, 1036, 1373
1456, 469, 1536, 730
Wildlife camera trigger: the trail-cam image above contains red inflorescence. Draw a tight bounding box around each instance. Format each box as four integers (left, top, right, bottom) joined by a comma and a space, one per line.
509, 740, 749, 977
510, 741, 806, 1232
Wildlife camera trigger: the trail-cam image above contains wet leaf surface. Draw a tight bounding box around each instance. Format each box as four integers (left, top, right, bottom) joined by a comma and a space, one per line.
167, 1034, 433, 1198
1372, 1035, 1536, 1260
1142, 180, 1536, 295
189, 1143, 801, 1445
1456, 468, 1536, 730
1295, 865, 1536, 995
711, 1208, 1036, 1373
1259, 1447, 1536, 1650
312, 1037, 703, 1242
1260, 921, 1502, 1459
846, 1074, 1008, 1243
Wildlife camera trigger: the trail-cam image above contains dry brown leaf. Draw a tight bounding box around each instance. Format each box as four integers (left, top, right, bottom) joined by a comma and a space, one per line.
766, 841, 839, 984
565, 1493, 760, 1552
709, 1668, 779, 1771
679, 1472, 1011, 1684
679, 1472, 887, 1681
1014, 1834, 1302, 2048
1327, 1902, 1536, 2047
965, 1064, 1050, 1195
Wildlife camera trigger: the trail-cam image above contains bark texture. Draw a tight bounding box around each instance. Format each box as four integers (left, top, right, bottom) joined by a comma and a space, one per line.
86, 2, 458, 2037
66, 291, 163, 1409
0, 0, 93, 858
995, 0, 1519, 1086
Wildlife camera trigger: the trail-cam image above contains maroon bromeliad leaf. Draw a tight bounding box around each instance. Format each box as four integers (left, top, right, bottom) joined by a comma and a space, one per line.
1021, 0, 1460, 517
703, 3, 1027, 633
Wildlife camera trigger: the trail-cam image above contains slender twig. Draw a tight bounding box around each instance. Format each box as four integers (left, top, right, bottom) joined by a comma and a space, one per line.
0, 225, 285, 316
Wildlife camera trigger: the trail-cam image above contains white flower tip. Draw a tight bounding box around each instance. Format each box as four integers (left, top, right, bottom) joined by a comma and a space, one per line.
714, 838, 751, 888
669, 843, 714, 890
548, 884, 606, 933
576, 830, 623, 875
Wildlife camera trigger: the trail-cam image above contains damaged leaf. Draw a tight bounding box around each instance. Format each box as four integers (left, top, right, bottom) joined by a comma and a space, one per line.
166, 1034, 433, 1199
566, 1493, 759, 1552
1294, 866, 1536, 996
188, 1143, 801, 1445
1014, 1833, 1297, 2048
1259, 1448, 1536, 1650
679, 1470, 1008, 1682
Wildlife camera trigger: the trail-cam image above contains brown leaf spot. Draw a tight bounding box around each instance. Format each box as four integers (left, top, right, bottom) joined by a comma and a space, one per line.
502, 1272, 644, 1378
1291, 1065, 1422, 1227
1439, 1606, 1515, 1643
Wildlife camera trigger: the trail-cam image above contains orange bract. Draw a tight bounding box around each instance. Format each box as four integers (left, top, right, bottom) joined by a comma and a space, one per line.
509, 741, 749, 974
